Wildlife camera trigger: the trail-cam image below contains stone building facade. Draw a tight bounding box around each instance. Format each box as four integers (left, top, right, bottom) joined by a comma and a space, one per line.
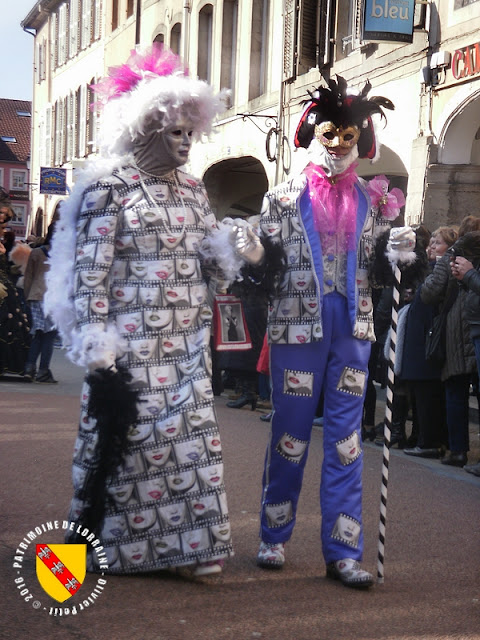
21, 0, 480, 235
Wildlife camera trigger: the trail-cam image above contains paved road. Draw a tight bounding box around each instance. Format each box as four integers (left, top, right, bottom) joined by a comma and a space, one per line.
1, 350, 479, 640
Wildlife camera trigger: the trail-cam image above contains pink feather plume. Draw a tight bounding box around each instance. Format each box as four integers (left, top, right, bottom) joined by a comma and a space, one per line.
91, 44, 186, 107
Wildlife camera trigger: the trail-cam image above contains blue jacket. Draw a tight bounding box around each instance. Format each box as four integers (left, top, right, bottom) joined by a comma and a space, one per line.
259, 173, 391, 346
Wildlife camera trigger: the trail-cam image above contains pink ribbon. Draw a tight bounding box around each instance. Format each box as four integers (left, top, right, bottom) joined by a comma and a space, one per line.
366, 175, 405, 221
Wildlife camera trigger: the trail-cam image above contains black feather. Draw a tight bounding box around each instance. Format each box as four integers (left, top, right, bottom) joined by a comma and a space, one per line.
238, 237, 287, 301
67, 366, 140, 542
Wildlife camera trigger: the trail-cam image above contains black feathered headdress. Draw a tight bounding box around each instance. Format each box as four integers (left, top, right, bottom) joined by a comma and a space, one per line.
294, 76, 394, 159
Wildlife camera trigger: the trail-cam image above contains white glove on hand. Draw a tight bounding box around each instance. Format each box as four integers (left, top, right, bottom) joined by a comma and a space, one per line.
386, 226, 417, 266
82, 329, 117, 372
231, 221, 265, 265
388, 226, 415, 252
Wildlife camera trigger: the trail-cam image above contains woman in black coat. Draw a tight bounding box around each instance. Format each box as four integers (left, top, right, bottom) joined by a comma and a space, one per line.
401, 286, 448, 456
420, 237, 477, 467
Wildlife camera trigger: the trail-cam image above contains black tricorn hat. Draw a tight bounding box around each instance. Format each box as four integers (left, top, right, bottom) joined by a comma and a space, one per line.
294, 75, 394, 159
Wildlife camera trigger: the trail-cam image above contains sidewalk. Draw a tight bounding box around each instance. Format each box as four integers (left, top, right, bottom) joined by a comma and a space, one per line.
0, 348, 84, 397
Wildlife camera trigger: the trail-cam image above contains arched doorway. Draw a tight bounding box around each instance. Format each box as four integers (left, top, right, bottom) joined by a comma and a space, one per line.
33, 207, 44, 238
423, 89, 480, 229
203, 156, 268, 221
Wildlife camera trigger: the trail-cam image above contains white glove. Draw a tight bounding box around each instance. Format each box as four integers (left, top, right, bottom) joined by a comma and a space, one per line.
81, 329, 117, 372
231, 221, 265, 265
388, 226, 415, 252
386, 226, 417, 266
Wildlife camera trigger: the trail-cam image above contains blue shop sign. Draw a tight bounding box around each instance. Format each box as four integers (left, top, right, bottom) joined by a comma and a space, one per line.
40, 167, 68, 195
363, 0, 415, 43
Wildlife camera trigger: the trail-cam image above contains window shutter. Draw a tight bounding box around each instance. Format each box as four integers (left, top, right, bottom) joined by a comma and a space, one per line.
354, 0, 362, 47
78, 85, 87, 158
54, 101, 60, 165
82, 0, 92, 49
66, 93, 74, 162
69, 0, 79, 58
317, 0, 334, 67
94, 0, 102, 40
45, 105, 52, 166
39, 114, 45, 166
35, 43, 41, 84
50, 14, 58, 70
59, 4, 68, 66
283, 0, 297, 82
297, 0, 318, 75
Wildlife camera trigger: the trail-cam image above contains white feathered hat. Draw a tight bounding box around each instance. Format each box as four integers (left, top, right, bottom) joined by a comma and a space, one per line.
93, 44, 228, 156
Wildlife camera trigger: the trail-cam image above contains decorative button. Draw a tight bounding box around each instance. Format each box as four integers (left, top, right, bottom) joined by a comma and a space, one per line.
325, 279, 333, 286
327, 254, 335, 262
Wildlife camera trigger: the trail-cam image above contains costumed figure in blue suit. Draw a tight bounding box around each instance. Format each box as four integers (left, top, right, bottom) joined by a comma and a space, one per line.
231, 77, 416, 588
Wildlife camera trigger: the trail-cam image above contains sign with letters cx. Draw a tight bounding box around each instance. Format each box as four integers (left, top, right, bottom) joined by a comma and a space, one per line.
363, 0, 415, 43
40, 167, 68, 195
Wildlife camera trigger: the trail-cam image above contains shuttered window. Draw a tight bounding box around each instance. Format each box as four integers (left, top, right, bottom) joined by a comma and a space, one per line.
58, 4, 68, 66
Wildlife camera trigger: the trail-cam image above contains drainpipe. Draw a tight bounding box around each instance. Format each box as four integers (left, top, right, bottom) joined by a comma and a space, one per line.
135, 0, 142, 45
183, 1, 191, 63
23, 26, 36, 237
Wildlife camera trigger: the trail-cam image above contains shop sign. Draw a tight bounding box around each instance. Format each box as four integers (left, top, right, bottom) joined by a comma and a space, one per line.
451, 42, 480, 80
39, 168, 67, 195
363, 0, 415, 43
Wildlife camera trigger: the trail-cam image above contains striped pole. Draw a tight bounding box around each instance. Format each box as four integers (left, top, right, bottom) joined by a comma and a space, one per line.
377, 263, 401, 584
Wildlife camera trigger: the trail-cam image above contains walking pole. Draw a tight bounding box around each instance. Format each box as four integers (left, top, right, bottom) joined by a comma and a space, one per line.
366, 178, 413, 585
376, 262, 401, 584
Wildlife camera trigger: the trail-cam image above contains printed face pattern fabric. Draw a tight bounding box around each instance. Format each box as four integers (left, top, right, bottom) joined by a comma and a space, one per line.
69, 166, 233, 573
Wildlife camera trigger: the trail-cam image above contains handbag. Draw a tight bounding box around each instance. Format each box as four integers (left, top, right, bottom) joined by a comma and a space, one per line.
425, 283, 458, 366
213, 294, 252, 351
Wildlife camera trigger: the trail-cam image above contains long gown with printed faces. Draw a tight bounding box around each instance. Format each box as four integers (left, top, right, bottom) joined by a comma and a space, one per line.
69, 165, 233, 573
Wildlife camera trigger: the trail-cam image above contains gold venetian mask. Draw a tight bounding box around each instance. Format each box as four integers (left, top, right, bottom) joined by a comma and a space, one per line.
314, 122, 360, 149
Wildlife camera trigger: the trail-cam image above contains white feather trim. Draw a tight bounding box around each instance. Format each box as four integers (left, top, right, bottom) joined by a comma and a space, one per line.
385, 248, 417, 269
199, 217, 248, 283
44, 156, 127, 366
72, 324, 128, 370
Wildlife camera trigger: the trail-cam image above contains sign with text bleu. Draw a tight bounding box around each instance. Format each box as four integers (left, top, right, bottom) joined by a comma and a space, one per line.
40, 167, 68, 195
363, 0, 415, 43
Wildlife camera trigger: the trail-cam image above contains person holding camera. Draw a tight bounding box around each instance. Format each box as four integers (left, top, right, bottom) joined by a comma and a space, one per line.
450, 227, 480, 476
421, 219, 479, 467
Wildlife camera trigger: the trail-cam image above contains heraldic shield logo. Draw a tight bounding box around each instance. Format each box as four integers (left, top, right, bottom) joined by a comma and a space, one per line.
36, 544, 86, 602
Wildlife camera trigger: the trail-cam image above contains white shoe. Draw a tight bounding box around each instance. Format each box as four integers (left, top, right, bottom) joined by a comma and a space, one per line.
326, 558, 373, 589
193, 559, 224, 576
257, 541, 285, 569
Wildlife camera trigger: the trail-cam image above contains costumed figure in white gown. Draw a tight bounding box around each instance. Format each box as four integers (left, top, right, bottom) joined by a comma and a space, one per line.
45, 46, 235, 577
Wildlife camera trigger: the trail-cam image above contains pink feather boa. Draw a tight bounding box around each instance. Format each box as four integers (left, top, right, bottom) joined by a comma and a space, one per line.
303, 162, 359, 251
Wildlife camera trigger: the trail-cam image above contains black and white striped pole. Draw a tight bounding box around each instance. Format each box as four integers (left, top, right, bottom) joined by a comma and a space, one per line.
377, 262, 401, 584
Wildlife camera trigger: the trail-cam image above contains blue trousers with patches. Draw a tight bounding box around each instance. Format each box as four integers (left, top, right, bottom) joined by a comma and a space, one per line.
260, 292, 371, 563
